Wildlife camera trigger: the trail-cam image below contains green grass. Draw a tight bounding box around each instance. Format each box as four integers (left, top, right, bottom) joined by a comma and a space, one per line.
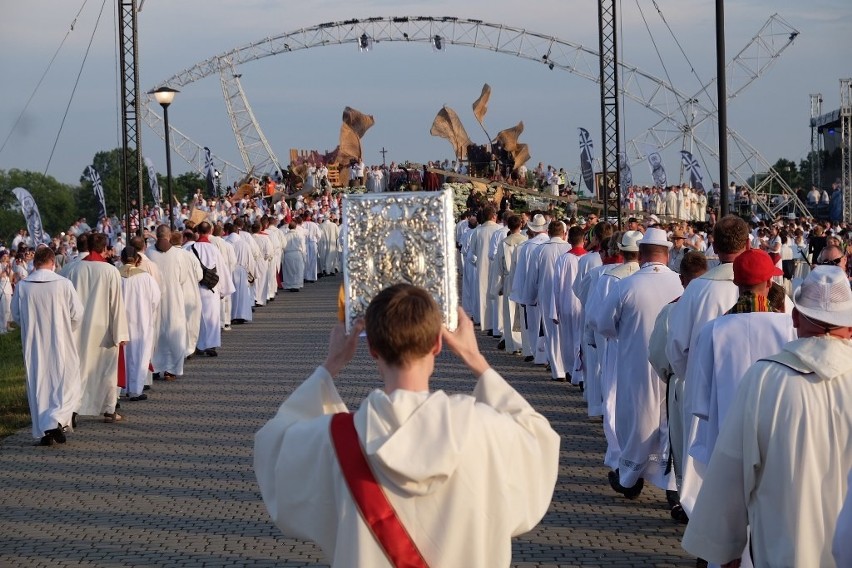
0, 328, 29, 439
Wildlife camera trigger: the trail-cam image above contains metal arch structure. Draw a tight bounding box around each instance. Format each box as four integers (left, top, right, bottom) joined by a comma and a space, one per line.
144, 15, 806, 217
218, 59, 284, 177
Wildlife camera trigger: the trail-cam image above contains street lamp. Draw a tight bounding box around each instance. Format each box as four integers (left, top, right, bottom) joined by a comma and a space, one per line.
149, 86, 179, 229
214, 169, 221, 196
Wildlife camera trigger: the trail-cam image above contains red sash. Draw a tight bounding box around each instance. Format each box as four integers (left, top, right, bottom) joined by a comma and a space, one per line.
330, 413, 429, 568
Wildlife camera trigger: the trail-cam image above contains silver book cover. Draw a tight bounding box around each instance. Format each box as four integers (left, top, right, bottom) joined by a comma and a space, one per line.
341, 188, 459, 333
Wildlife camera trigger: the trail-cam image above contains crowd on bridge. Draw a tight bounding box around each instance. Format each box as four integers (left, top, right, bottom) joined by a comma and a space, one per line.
456, 191, 852, 566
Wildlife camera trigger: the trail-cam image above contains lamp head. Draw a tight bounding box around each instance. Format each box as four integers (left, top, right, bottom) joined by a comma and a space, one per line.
149, 86, 179, 107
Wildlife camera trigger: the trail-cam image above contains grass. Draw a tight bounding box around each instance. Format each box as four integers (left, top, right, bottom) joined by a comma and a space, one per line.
0, 328, 29, 439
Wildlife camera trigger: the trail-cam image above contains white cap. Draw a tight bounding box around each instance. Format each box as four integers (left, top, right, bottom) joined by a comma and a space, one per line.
527, 214, 548, 232
637, 227, 673, 249
794, 266, 852, 327
619, 230, 644, 252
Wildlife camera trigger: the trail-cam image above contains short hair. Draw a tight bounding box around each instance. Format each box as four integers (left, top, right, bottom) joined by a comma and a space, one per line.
129, 235, 145, 252
197, 221, 212, 235
155, 225, 171, 240
365, 284, 442, 367
547, 220, 566, 238
713, 215, 750, 255
33, 246, 55, 268
768, 283, 787, 313
567, 225, 585, 246
121, 245, 139, 265
680, 251, 708, 281
506, 214, 522, 232
90, 232, 108, 253
593, 221, 614, 243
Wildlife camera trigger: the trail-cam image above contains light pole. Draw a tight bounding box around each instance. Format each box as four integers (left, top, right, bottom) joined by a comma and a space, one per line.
214, 169, 221, 196
149, 86, 179, 229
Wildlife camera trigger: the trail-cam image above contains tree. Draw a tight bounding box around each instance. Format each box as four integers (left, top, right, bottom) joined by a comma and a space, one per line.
159, 171, 206, 205
79, 148, 168, 222
0, 169, 78, 245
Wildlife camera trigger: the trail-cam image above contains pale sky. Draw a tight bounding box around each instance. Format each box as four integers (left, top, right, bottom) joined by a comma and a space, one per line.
0, 0, 850, 189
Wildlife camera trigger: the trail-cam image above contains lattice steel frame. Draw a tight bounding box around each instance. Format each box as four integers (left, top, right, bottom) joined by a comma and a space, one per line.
842, 78, 851, 222
143, 15, 805, 217
810, 93, 823, 190
219, 59, 283, 177
118, 0, 144, 235
598, 0, 621, 223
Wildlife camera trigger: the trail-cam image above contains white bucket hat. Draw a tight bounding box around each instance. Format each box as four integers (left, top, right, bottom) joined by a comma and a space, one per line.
637, 227, 673, 249
793, 266, 852, 327
618, 230, 644, 252
527, 214, 548, 232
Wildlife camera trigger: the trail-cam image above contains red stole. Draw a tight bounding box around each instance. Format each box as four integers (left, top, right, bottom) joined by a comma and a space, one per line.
83, 251, 107, 262
568, 246, 587, 256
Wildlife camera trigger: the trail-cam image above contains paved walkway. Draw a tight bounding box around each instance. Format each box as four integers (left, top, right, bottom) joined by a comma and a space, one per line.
0, 276, 692, 567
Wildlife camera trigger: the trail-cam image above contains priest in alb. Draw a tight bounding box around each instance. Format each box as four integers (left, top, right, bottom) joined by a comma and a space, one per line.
189, 222, 234, 357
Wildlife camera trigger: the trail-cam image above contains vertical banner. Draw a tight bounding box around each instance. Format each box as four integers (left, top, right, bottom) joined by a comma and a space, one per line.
204, 146, 216, 197
618, 151, 633, 192
12, 187, 49, 245
84, 165, 107, 221
578, 127, 595, 196
680, 150, 705, 190
144, 157, 161, 204
648, 152, 668, 188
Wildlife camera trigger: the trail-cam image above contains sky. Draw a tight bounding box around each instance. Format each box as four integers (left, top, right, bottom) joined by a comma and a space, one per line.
0, 0, 850, 190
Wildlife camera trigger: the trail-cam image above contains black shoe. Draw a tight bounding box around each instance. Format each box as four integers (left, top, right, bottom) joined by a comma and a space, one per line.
671, 504, 689, 524
523, 355, 535, 362
152, 372, 163, 381
485, 330, 493, 336
128, 394, 148, 401
666, 490, 680, 509
496, 339, 506, 350
72, 412, 78, 429
232, 318, 247, 325
578, 381, 585, 393
608, 469, 644, 499
204, 348, 218, 357
143, 385, 151, 391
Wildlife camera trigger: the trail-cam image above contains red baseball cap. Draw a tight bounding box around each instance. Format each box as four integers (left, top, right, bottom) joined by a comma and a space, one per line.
733, 249, 783, 286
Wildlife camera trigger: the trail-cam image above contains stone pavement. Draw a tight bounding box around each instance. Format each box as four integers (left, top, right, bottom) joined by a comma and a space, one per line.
0, 275, 693, 567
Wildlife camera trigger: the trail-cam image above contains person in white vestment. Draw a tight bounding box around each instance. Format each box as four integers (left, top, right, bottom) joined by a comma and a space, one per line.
486, 216, 508, 340
552, 226, 590, 385
459, 213, 478, 317
835, 469, 852, 566
530, 221, 571, 381
509, 214, 549, 362
665, 215, 750, 517
250, 223, 272, 307
318, 216, 341, 276
596, 228, 683, 497
223, 222, 255, 323
189, 222, 234, 357
682, 266, 852, 568
647, 251, 707, 522
179, 232, 203, 356
0, 250, 15, 334
12, 247, 83, 445
211, 227, 237, 330
260, 216, 281, 301
495, 215, 526, 354
147, 225, 203, 379
118, 246, 161, 401
281, 221, 307, 291
60, 233, 129, 423
254, 284, 560, 567
302, 213, 321, 283
466, 206, 502, 331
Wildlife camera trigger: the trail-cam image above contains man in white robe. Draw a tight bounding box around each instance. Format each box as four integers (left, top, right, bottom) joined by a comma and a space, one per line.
254, 284, 560, 567
467, 206, 502, 332
495, 215, 526, 354
281, 221, 307, 291
189, 222, 234, 357
119, 246, 161, 400
552, 226, 590, 385
665, 215, 750, 516
509, 214, 549, 363
530, 221, 571, 380
571, 222, 611, 384
251, 223, 272, 307
147, 225, 203, 379
12, 247, 83, 444
596, 228, 683, 496
211, 227, 237, 330
261, 216, 282, 301
319, 216, 341, 276
224, 222, 255, 323
60, 232, 129, 422
486, 217, 507, 339
459, 214, 478, 317
180, 232, 203, 356
302, 213, 321, 283
682, 266, 852, 567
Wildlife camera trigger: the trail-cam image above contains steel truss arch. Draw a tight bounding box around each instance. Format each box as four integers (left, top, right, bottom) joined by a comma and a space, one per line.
145, 15, 806, 217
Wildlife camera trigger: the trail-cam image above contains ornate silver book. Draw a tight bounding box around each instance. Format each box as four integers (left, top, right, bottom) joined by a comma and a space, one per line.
341, 188, 459, 332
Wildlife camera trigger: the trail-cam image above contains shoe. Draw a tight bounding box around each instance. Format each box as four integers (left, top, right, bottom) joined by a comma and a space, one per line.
485, 330, 493, 336
35, 425, 67, 446
496, 340, 506, 350
143, 385, 151, 391
222, 325, 232, 331
524, 355, 535, 362
163, 372, 177, 381
551, 376, 567, 382
670, 504, 689, 524
512, 350, 523, 355
127, 394, 148, 401
72, 412, 78, 429
103, 412, 123, 423
204, 348, 218, 357
152, 372, 163, 381
578, 381, 585, 393
232, 318, 247, 325
666, 490, 680, 509
608, 469, 644, 499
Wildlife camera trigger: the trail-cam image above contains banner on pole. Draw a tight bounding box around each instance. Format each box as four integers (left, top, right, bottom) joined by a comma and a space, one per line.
144, 157, 161, 204
618, 152, 633, 192
204, 147, 216, 197
578, 128, 595, 196
648, 152, 667, 188
680, 150, 705, 190
84, 165, 107, 221
12, 187, 49, 246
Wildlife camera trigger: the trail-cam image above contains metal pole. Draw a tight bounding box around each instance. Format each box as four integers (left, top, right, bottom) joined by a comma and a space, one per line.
162, 103, 175, 230
717, 0, 729, 217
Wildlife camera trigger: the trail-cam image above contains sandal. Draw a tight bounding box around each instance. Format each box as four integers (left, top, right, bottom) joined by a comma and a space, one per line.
103, 412, 123, 423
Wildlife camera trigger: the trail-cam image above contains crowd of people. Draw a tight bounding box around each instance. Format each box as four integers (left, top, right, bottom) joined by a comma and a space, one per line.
457, 197, 852, 566
3, 193, 346, 447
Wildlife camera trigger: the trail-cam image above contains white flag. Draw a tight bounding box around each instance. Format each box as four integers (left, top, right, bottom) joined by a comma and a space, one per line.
144, 157, 161, 204
12, 187, 49, 246
680, 150, 705, 190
